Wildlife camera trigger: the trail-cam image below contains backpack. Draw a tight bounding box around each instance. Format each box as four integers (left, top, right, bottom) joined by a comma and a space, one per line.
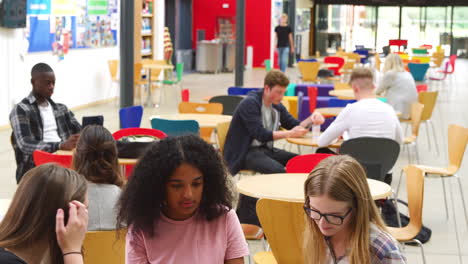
380, 199, 432, 244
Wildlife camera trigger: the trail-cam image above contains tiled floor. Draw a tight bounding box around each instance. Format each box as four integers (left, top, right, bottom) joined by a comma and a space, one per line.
0, 61, 467, 263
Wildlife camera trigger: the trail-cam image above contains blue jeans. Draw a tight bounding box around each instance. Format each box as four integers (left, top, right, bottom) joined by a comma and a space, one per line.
277, 47, 289, 72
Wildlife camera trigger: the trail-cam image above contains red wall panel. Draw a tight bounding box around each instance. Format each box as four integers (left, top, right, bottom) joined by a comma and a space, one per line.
193, 0, 271, 68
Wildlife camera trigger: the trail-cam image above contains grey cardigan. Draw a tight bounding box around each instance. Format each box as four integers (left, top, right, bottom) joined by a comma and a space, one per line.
376, 71, 418, 119
87, 182, 121, 231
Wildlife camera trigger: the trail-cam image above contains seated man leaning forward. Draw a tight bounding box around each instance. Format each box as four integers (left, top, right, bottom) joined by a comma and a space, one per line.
10, 63, 81, 183
316, 67, 403, 150
224, 69, 324, 176
224, 70, 324, 226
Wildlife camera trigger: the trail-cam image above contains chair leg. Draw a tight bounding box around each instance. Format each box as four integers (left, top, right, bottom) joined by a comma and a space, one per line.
428, 120, 440, 156
455, 175, 468, 227
395, 169, 405, 198
414, 143, 420, 164
424, 122, 432, 151
405, 144, 412, 164
409, 239, 427, 264
448, 180, 464, 264
441, 177, 449, 220
392, 191, 402, 227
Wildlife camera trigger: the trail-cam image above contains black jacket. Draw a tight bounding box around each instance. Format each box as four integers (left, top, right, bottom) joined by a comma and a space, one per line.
223, 89, 300, 175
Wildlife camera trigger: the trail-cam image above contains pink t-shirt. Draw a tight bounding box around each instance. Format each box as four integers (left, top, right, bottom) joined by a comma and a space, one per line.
126, 209, 249, 263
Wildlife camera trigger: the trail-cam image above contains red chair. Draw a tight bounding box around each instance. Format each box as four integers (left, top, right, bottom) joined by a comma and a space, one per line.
181, 89, 190, 102
307, 86, 318, 114
285, 153, 335, 173
438, 54, 456, 74
33, 150, 73, 168
112, 128, 167, 178
429, 61, 449, 81
324, 56, 345, 76
389, 39, 408, 52
416, 84, 428, 93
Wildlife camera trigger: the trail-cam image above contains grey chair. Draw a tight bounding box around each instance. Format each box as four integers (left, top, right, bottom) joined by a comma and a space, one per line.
209, 95, 243, 115
340, 137, 400, 183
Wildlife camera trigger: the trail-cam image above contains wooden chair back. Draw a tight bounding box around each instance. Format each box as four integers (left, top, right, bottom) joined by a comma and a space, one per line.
447, 124, 468, 172
216, 121, 231, 154
83, 230, 126, 264
178, 102, 223, 115
418, 91, 438, 121
297, 61, 320, 82
256, 199, 305, 264
409, 102, 424, 137
107, 60, 118, 81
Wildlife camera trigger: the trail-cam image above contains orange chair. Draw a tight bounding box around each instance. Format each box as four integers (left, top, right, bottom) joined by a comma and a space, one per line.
33, 150, 72, 168
112, 128, 167, 179
178, 102, 223, 143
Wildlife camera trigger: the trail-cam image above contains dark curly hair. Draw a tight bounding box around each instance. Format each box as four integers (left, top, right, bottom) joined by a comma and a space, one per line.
116, 135, 234, 237
72, 125, 123, 187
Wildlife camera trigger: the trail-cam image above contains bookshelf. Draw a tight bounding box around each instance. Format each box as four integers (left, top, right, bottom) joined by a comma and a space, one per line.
134, 0, 156, 62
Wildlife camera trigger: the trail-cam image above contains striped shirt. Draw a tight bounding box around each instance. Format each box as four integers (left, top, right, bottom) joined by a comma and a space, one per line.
10, 93, 81, 181
327, 224, 406, 264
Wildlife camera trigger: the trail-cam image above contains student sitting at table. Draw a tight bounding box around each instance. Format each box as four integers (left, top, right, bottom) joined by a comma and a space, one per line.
376, 54, 418, 119
117, 135, 249, 264
72, 125, 123, 231
317, 67, 403, 149
0, 164, 88, 264
303, 155, 406, 264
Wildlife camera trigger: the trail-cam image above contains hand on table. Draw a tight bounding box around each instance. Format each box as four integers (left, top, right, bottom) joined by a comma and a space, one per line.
56, 200, 88, 254
289, 126, 308, 138
60, 134, 80, 150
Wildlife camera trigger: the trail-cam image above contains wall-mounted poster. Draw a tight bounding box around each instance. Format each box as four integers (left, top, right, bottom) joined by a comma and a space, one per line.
26, 0, 117, 53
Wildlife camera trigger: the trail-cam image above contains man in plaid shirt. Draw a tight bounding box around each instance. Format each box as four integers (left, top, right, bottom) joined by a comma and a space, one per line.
10, 63, 81, 183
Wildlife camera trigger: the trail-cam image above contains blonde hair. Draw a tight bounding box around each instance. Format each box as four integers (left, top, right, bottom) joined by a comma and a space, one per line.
383, 53, 405, 73
303, 155, 386, 264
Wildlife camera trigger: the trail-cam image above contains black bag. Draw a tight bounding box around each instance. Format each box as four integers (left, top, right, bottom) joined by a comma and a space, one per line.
380, 199, 432, 244
116, 141, 153, 159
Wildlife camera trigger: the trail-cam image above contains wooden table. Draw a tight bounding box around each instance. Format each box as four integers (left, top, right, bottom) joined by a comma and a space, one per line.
237, 173, 392, 202
141, 63, 174, 107
150, 114, 232, 128
286, 133, 342, 148
329, 89, 355, 99
55, 150, 137, 165
315, 107, 344, 117
0, 198, 12, 218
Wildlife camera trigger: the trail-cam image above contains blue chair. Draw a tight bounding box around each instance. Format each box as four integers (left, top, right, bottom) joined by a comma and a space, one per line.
227, 87, 260, 96
408, 63, 430, 81
150, 118, 199, 137
328, 98, 356, 107
354, 49, 369, 64
119, 105, 143, 128
297, 59, 317, 62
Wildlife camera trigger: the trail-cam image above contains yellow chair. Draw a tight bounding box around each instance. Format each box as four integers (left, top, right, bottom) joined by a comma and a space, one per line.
340, 60, 355, 75
254, 199, 305, 264
334, 82, 351, 90
297, 61, 320, 83
388, 166, 426, 263
375, 53, 382, 71
402, 91, 439, 155
108, 60, 118, 82
281, 98, 290, 113
344, 52, 361, 64
83, 230, 126, 264
134, 62, 150, 104
178, 102, 223, 143
398, 124, 468, 225
402, 102, 424, 164
431, 52, 445, 68
282, 96, 298, 118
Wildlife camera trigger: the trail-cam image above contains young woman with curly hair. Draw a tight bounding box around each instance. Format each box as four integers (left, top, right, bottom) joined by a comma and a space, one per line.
117, 135, 249, 263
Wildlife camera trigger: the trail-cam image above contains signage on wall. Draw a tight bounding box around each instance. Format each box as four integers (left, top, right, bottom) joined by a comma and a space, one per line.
26, 0, 118, 55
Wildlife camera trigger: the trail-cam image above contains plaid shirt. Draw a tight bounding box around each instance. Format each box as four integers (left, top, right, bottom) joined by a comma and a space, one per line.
10, 93, 81, 182
327, 224, 407, 264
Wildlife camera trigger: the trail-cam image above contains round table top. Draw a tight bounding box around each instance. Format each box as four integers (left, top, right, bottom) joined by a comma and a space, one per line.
55, 150, 137, 165
141, 63, 174, 70
315, 107, 344, 116
150, 114, 232, 128
237, 173, 392, 202
0, 198, 12, 217
286, 133, 342, 148
329, 89, 355, 99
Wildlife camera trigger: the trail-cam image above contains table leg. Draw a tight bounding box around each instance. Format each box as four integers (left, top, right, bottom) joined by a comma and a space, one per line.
146, 69, 152, 107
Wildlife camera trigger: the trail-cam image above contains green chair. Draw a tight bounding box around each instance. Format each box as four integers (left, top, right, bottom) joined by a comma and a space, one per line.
162, 62, 184, 102
264, 59, 272, 72
285, 83, 296, 96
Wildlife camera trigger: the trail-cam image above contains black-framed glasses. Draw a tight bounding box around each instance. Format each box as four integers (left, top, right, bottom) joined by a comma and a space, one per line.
303, 206, 352, 225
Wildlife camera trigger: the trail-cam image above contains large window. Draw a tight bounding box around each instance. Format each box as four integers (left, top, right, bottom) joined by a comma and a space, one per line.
375, 7, 400, 52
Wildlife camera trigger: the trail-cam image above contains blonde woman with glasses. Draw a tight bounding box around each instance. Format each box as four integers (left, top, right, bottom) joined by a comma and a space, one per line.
376, 53, 417, 119
303, 155, 406, 264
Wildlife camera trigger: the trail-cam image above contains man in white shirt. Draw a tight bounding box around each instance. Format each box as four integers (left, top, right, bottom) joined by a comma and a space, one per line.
10, 63, 81, 182
317, 67, 403, 149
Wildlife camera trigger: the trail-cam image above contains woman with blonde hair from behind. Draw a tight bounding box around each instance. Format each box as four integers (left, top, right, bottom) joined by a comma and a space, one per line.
303, 155, 406, 264
376, 53, 417, 119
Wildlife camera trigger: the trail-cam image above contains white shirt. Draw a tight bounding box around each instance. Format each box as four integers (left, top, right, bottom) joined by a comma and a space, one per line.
38, 102, 61, 142
318, 98, 403, 147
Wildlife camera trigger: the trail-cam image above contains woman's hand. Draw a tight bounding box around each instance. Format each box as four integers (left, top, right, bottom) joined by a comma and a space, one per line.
56, 201, 88, 254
